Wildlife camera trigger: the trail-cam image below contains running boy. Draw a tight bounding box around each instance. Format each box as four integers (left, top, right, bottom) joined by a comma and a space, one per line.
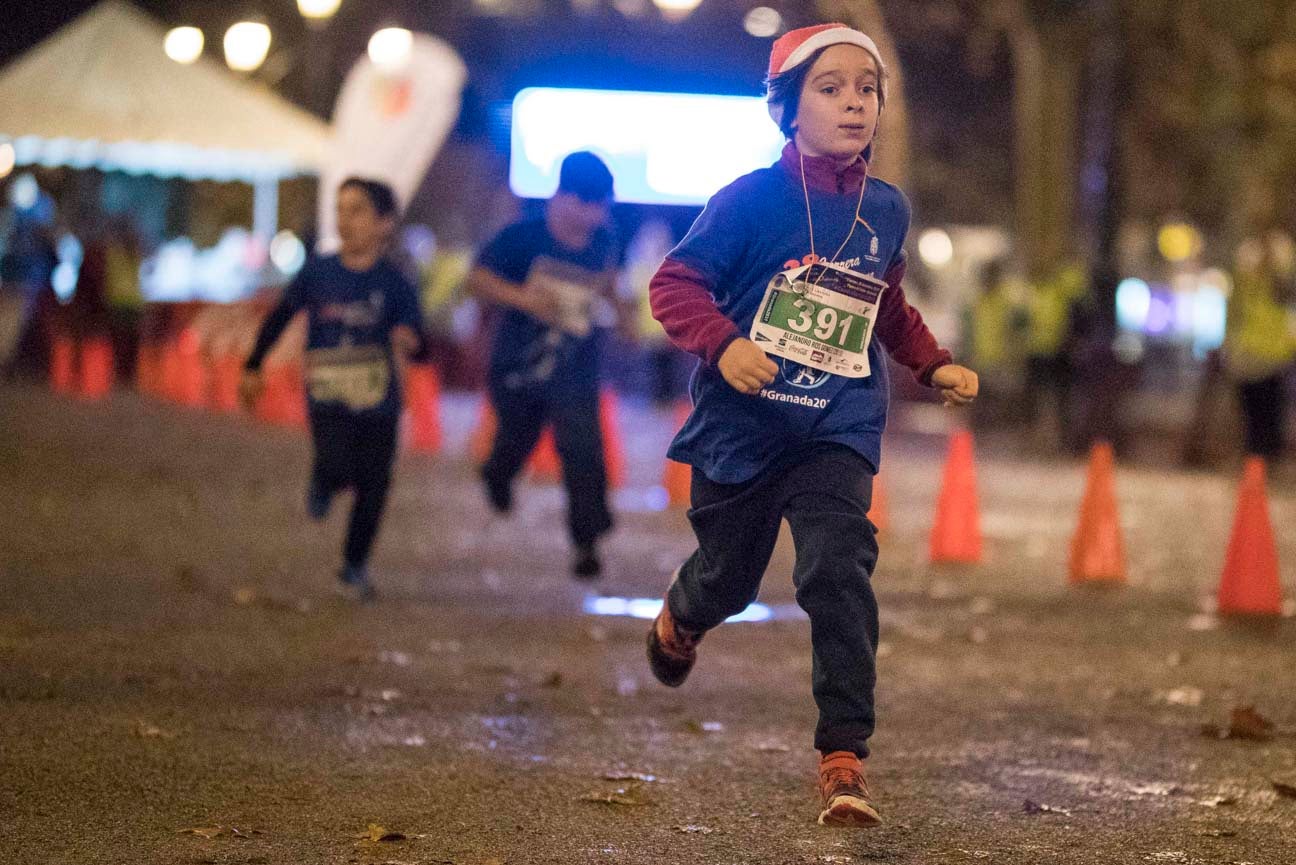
240, 178, 425, 602
467, 151, 619, 579
645, 25, 978, 827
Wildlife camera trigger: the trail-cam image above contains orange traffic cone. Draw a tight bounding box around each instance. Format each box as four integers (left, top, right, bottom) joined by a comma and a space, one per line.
528, 429, 562, 483
210, 351, 242, 413
868, 473, 889, 533
78, 336, 114, 400
50, 336, 77, 395
1217, 457, 1284, 617
470, 398, 497, 464
599, 389, 626, 489
403, 364, 443, 453
661, 400, 692, 508
174, 328, 206, 408
1068, 441, 1126, 585
929, 429, 982, 564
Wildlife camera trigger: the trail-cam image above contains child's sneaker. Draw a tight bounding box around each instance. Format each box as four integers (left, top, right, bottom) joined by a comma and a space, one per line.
337, 563, 377, 603
306, 476, 333, 521
817, 751, 881, 828
571, 543, 602, 581
646, 599, 701, 687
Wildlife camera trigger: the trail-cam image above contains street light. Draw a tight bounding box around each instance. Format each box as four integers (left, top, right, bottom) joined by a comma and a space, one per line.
368, 27, 413, 71
918, 228, 954, 268
297, 0, 342, 22
651, 0, 703, 21
164, 26, 204, 64
743, 7, 782, 38
224, 21, 272, 72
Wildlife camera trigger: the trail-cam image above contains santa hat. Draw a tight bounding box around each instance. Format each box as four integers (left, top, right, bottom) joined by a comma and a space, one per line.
768, 23, 886, 98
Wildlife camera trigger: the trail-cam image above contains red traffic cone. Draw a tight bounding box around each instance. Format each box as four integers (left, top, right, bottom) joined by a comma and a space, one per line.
403, 364, 443, 453
211, 351, 243, 413
1069, 441, 1126, 585
50, 336, 77, 395
174, 328, 206, 408
78, 336, 114, 400
929, 429, 982, 564
661, 400, 692, 508
599, 388, 626, 489
1217, 457, 1284, 617
868, 473, 889, 533
527, 428, 562, 483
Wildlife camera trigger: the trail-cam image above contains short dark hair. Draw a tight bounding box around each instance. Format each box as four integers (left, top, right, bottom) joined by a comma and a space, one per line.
339, 177, 399, 218
557, 151, 614, 203
765, 46, 888, 140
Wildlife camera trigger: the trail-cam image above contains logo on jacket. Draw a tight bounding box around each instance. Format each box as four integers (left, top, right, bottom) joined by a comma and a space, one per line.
781, 359, 832, 390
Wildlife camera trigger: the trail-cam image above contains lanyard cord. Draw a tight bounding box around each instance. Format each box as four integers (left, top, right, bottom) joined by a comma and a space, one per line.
799, 149, 868, 269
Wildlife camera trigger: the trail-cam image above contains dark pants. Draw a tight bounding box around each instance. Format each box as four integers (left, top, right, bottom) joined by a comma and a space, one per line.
667, 444, 879, 758
482, 384, 613, 546
1237, 374, 1288, 459
309, 408, 399, 568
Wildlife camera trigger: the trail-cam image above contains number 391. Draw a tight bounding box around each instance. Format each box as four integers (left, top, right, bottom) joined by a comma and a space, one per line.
788, 298, 854, 346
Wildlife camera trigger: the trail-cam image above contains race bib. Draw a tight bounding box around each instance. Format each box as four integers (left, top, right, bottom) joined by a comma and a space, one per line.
749, 262, 885, 378
306, 345, 391, 411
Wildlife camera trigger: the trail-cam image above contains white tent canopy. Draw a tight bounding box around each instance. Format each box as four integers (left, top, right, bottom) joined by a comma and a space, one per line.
0, 0, 332, 183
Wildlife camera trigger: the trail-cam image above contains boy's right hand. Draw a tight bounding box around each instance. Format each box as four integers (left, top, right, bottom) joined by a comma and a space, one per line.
238, 370, 264, 412
718, 338, 778, 395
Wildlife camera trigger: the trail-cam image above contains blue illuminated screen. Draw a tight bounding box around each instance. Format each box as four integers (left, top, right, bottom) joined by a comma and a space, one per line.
509, 87, 787, 206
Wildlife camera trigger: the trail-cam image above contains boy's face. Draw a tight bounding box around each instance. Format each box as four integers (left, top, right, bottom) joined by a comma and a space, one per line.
336, 186, 392, 258
549, 192, 609, 244
793, 44, 880, 163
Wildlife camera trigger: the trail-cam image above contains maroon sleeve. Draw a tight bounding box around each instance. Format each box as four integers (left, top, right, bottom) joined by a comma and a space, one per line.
649, 258, 741, 367
874, 256, 952, 386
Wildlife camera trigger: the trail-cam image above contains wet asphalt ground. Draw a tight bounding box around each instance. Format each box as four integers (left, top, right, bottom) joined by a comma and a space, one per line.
2, 381, 1294, 865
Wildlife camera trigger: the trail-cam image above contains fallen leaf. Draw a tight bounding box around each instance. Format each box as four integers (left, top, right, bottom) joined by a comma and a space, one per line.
179, 827, 222, 839
1163, 686, 1204, 707
1198, 829, 1238, 838
135, 720, 176, 739
673, 824, 714, 834
682, 719, 724, 734
754, 741, 790, 753
377, 650, 411, 667
1197, 795, 1238, 807
580, 787, 648, 807
603, 771, 657, 783
1228, 705, 1274, 740
1023, 799, 1071, 816
1187, 613, 1218, 632
1273, 780, 1296, 799
357, 823, 408, 843
232, 587, 258, 606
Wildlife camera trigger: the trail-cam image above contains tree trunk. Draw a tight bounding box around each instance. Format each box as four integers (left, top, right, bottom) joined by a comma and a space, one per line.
811, 0, 909, 185
999, 5, 1083, 279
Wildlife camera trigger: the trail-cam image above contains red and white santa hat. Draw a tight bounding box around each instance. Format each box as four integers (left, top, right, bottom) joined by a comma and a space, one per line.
768, 22, 886, 93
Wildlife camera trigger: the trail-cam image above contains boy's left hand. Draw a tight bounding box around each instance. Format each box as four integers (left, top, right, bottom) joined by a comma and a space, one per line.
931, 364, 979, 407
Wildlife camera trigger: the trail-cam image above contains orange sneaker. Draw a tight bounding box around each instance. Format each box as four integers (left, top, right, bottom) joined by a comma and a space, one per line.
646, 599, 702, 687
817, 751, 881, 828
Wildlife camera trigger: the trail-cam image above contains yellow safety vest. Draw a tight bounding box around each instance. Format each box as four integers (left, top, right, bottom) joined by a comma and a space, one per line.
1225, 270, 1296, 380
